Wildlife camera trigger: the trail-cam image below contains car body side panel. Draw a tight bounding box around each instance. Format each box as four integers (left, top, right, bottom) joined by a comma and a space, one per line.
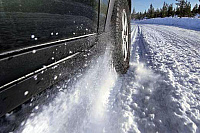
0, 0, 99, 117
0, 0, 99, 88
0, 34, 97, 87
0, 0, 99, 54
0, 34, 97, 117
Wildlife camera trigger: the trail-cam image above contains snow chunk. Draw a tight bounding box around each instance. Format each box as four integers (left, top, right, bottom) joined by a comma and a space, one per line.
32, 50, 36, 54
24, 91, 29, 96
31, 35, 35, 39
54, 75, 58, 80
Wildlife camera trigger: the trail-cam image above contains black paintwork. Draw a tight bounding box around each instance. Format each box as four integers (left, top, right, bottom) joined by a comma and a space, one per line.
0, 35, 98, 116
0, 0, 99, 53
0, 0, 131, 117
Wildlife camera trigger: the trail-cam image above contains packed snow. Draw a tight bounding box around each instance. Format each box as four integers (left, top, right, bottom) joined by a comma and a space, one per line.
134, 17, 200, 31
124, 24, 200, 133
1, 19, 200, 133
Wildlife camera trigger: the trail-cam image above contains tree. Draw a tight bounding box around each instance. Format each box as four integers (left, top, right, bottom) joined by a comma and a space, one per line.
168, 4, 174, 17
131, 8, 136, 19
173, 8, 176, 17
192, 4, 198, 14
148, 4, 155, 18
154, 8, 161, 18
176, 0, 185, 17
144, 10, 147, 18
175, 0, 191, 17
185, 1, 192, 17
136, 12, 143, 20
199, 4, 200, 14
135, 12, 142, 20
161, 2, 168, 17
133, 1, 195, 20
199, 0, 200, 14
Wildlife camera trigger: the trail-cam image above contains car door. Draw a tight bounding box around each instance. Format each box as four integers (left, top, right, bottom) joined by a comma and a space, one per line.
0, 0, 99, 87
0, 0, 99, 116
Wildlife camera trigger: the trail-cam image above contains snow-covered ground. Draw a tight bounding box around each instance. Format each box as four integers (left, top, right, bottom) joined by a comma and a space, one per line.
1, 21, 200, 133
134, 17, 200, 31
122, 24, 200, 133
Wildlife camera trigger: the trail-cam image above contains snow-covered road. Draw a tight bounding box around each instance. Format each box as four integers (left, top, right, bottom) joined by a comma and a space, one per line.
2, 24, 200, 133
126, 24, 200, 133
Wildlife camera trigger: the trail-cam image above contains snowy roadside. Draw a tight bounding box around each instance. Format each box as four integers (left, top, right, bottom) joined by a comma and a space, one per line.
133, 17, 200, 31
140, 24, 200, 133
117, 24, 200, 133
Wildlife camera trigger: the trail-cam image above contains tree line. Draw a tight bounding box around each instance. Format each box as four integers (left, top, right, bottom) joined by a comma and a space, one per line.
132, 0, 200, 20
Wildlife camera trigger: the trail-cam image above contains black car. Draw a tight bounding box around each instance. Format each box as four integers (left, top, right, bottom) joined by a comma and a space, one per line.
0, 0, 131, 117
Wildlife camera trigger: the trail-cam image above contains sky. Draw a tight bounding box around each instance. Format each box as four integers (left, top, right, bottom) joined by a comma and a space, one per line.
131, 0, 200, 13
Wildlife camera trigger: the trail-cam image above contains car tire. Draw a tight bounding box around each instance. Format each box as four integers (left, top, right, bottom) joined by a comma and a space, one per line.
111, 0, 131, 74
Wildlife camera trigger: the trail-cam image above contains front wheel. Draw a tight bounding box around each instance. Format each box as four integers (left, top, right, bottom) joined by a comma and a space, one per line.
111, 0, 131, 74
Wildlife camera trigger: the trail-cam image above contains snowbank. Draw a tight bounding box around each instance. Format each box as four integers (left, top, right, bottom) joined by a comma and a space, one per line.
134, 17, 200, 31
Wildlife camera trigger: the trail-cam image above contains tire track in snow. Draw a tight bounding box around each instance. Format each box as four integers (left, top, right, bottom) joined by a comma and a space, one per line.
125, 24, 200, 133
115, 24, 200, 133
116, 25, 176, 133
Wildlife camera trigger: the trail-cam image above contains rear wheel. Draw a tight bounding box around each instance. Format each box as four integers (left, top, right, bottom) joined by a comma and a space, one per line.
111, 0, 131, 74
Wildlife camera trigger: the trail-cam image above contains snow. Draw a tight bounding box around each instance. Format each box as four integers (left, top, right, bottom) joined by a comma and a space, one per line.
32, 50, 36, 53
34, 75, 37, 80
16, 46, 119, 133
24, 91, 29, 96
54, 75, 57, 80
134, 17, 200, 31
194, 14, 200, 18
31, 35, 35, 39
125, 24, 200, 133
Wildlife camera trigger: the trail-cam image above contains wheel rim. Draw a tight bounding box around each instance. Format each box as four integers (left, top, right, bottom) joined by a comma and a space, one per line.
121, 9, 128, 61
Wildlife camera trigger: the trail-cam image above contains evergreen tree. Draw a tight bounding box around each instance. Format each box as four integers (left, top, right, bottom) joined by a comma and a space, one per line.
133, 0, 197, 20
199, 0, 200, 14
173, 8, 176, 17
148, 4, 155, 18
155, 8, 160, 18
192, 4, 198, 14
131, 8, 136, 19
185, 1, 191, 17
198, 4, 200, 14
176, 6, 180, 16
144, 10, 147, 18
168, 4, 173, 17
161, 2, 168, 18
135, 12, 143, 20
139, 12, 143, 20
176, 0, 186, 17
